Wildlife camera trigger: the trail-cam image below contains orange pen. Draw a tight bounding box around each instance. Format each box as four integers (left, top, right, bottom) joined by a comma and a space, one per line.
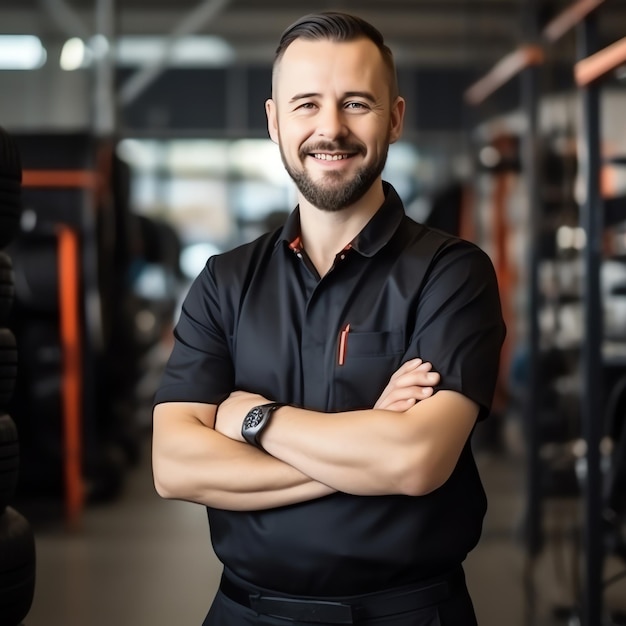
337, 323, 351, 366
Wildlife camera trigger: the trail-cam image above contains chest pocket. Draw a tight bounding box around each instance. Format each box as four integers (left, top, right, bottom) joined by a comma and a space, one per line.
333, 330, 405, 410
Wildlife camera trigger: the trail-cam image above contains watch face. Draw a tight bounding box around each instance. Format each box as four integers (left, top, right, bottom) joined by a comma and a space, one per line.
243, 406, 264, 429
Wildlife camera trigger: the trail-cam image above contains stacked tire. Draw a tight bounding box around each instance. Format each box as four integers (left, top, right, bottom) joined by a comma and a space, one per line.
0, 127, 36, 626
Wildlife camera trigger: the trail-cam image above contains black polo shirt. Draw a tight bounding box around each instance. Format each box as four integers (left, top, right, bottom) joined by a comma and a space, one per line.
154, 182, 505, 596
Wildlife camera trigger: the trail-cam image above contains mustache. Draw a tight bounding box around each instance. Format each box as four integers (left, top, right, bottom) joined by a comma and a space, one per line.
300, 141, 365, 156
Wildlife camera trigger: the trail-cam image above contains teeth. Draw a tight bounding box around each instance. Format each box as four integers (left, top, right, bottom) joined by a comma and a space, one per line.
314, 154, 349, 161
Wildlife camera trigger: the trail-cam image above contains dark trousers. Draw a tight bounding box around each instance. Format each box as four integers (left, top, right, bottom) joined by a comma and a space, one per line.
202, 568, 478, 626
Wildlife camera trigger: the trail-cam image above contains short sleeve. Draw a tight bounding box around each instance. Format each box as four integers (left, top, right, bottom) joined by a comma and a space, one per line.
153, 259, 235, 406
410, 240, 506, 419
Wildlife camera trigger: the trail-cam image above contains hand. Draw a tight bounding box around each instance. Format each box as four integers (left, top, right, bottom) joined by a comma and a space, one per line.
374, 359, 440, 412
215, 390, 270, 442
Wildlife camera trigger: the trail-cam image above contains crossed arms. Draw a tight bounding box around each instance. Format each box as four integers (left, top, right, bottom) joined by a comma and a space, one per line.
152, 358, 479, 511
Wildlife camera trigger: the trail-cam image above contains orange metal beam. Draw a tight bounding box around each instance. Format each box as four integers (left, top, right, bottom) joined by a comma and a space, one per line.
575, 36, 626, 86
57, 226, 85, 531
22, 170, 99, 189
464, 45, 545, 106
542, 0, 605, 43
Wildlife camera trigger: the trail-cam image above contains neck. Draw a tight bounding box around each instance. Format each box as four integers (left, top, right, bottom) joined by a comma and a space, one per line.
298, 182, 385, 276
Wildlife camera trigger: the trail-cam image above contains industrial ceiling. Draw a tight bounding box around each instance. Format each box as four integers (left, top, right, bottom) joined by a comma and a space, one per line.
1, 0, 625, 69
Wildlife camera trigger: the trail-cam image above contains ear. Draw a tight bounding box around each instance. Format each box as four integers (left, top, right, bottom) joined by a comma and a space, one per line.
265, 99, 279, 144
389, 96, 406, 145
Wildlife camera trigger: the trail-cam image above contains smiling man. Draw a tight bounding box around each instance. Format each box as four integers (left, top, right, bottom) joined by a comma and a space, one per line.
152, 12, 505, 626
269, 33, 401, 219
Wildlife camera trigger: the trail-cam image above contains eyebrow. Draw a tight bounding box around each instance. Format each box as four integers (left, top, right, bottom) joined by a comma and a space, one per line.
289, 91, 378, 104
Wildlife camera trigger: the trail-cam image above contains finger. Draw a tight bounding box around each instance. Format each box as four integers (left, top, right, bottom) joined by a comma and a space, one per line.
385, 398, 417, 412
404, 358, 422, 368
407, 366, 440, 382
391, 387, 434, 410
379, 397, 416, 412
390, 359, 422, 381
394, 369, 439, 388
419, 372, 440, 385
386, 386, 433, 404
403, 386, 433, 399
375, 387, 412, 410
376, 379, 429, 409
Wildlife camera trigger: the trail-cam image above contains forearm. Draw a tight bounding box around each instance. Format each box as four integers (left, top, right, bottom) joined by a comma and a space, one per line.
152, 405, 335, 510
260, 406, 415, 495
260, 392, 478, 497
209, 361, 460, 498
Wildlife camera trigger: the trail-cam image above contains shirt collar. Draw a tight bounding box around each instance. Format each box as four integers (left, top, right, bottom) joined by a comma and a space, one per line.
277, 181, 405, 258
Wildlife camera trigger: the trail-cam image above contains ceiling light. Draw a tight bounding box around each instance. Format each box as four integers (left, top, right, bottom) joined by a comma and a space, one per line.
117, 35, 234, 67
60, 34, 235, 70
60, 37, 92, 71
0, 35, 47, 70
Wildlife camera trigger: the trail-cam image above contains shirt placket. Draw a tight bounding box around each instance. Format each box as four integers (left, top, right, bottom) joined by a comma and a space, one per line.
290, 241, 353, 412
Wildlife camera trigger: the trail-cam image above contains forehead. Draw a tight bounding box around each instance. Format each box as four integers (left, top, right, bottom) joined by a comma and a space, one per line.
273, 37, 389, 99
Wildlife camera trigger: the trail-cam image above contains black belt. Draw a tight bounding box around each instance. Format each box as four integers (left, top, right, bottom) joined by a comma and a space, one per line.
218, 569, 463, 624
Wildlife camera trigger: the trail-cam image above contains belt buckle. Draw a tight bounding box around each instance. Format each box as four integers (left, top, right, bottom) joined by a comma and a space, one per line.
250, 594, 354, 624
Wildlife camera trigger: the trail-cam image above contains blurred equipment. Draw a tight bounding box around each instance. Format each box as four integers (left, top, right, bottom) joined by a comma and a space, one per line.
0, 126, 36, 626
5, 131, 185, 526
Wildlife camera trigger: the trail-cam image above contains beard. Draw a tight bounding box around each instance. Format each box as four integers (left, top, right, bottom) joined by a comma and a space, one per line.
279, 138, 389, 212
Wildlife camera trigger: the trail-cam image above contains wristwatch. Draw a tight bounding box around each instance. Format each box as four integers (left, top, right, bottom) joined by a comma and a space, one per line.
241, 402, 285, 450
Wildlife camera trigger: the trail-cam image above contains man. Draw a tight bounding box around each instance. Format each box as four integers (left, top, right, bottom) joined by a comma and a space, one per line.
152, 11, 505, 625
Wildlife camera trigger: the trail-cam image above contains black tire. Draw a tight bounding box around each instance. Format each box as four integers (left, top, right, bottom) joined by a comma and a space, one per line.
0, 507, 36, 626
10, 236, 58, 315
0, 252, 14, 326
0, 414, 18, 511
0, 127, 23, 250
0, 201, 22, 251
9, 323, 64, 497
0, 329, 17, 409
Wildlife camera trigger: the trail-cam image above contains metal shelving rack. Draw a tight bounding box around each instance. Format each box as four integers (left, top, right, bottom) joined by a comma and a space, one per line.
465, 1, 625, 623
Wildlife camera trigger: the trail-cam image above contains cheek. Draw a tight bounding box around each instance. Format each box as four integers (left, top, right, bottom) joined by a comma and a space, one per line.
283, 129, 311, 155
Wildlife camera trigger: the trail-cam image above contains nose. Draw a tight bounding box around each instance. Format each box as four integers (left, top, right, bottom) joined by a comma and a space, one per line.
316, 106, 348, 140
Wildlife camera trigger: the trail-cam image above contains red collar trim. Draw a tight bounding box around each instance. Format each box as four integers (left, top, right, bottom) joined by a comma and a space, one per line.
289, 236, 303, 253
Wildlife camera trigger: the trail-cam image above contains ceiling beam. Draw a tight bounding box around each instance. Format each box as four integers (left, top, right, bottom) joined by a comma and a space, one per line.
37, 0, 92, 39
118, 0, 232, 106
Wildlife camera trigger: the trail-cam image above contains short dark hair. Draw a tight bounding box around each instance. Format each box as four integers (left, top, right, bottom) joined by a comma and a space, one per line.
273, 12, 399, 99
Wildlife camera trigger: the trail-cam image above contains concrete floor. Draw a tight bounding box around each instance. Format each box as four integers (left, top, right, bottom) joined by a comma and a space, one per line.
16, 429, 626, 626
